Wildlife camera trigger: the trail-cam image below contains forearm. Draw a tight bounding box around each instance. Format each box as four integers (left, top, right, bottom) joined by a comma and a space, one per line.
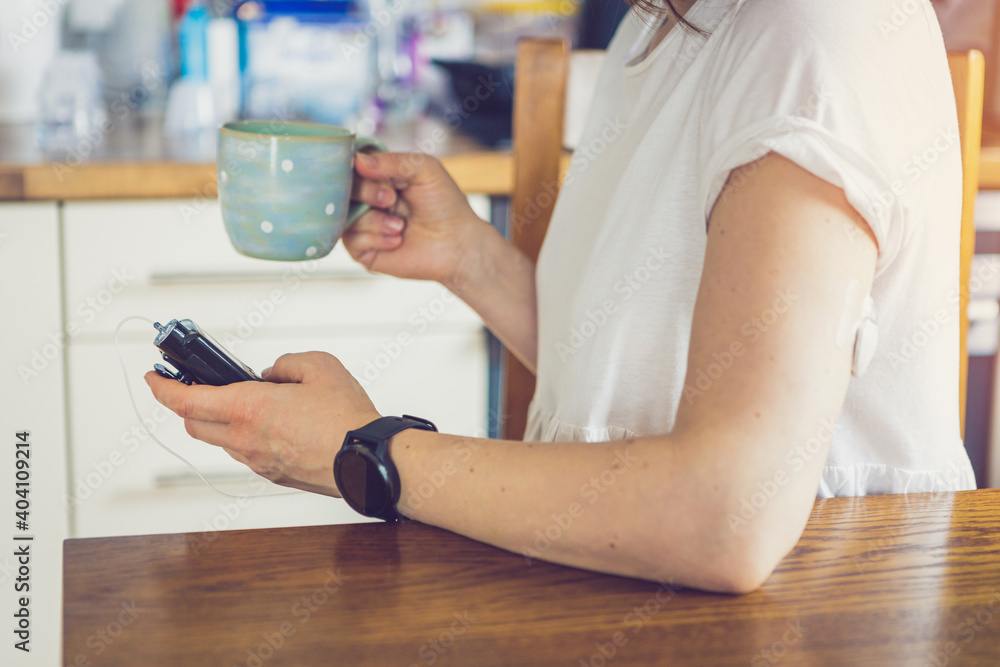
389, 428, 779, 593
446, 224, 538, 372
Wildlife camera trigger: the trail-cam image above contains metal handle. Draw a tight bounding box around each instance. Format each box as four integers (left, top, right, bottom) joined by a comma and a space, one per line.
154, 470, 258, 488
148, 268, 376, 285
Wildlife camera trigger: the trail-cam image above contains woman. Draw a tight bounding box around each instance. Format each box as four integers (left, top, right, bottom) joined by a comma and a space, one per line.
147, 0, 976, 593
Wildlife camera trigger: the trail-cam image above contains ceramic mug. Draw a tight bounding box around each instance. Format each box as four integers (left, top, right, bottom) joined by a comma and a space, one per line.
217, 120, 384, 261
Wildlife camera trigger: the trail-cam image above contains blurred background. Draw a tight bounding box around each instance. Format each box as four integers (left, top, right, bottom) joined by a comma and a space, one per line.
0, 0, 634, 160
0, 1, 996, 152
2, 2, 1000, 549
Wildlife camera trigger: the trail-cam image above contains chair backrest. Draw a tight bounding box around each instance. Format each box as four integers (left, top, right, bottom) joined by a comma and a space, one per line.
948, 50, 985, 439
503, 41, 986, 441
504, 39, 569, 440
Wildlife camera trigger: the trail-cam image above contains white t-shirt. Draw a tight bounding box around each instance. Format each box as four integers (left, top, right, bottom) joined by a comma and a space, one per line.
524, 0, 977, 496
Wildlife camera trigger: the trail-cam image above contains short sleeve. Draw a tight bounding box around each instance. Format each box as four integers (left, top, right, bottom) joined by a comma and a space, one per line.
696, 0, 960, 276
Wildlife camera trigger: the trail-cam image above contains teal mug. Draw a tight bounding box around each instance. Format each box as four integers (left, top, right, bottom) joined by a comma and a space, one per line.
217, 120, 385, 261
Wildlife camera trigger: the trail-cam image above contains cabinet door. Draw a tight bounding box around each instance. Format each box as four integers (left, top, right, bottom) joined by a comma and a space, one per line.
61, 199, 483, 336
0, 203, 67, 667
68, 330, 487, 538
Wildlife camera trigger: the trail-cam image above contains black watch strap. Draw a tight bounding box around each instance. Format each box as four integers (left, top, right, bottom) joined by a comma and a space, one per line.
339, 415, 437, 522
348, 415, 437, 444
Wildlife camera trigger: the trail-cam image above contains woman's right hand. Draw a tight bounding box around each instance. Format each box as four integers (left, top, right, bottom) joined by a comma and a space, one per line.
349, 150, 540, 371
345, 151, 485, 286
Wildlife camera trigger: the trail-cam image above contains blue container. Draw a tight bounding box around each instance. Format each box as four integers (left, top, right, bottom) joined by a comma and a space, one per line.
179, 2, 210, 80
230, 0, 374, 126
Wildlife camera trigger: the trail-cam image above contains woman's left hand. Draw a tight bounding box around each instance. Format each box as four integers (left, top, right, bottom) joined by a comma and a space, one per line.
145, 351, 381, 497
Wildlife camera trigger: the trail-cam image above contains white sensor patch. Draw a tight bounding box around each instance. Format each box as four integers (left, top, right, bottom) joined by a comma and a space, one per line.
836, 279, 864, 351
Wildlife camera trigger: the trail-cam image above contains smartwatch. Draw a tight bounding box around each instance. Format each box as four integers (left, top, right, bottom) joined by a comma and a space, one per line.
333, 415, 437, 522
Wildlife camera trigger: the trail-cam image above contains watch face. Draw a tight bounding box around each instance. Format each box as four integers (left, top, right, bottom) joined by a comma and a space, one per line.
337, 448, 389, 516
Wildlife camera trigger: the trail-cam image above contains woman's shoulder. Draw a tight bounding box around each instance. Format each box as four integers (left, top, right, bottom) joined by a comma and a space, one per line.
730, 0, 924, 32
723, 0, 942, 59
703, 0, 950, 113
693, 0, 958, 275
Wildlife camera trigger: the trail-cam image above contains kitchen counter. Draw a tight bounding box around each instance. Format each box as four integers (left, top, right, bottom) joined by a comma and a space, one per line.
0, 117, 518, 201
5, 117, 996, 198
0, 153, 516, 201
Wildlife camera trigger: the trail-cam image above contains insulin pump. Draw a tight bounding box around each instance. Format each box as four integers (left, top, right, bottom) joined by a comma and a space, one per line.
152, 319, 261, 386
111, 314, 299, 499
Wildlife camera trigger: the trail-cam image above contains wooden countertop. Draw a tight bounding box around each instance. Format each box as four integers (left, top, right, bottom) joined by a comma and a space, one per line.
0, 152, 516, 201
0, 118, 518, 200
63, 488, 1000, 666
2, 117, 998, 199
5, 144, 992, 199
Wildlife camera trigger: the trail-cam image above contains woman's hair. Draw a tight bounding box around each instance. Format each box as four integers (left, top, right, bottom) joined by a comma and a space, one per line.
629, 0, 709, 36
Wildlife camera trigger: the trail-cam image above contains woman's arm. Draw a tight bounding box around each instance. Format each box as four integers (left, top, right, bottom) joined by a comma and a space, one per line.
346, 152, 538, 371
388, 153, 878, 592
147, 152, 877, 593
446, 223, 539, 373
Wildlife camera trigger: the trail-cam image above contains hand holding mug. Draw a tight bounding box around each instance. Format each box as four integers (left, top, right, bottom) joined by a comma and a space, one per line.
344, 151, 486, 285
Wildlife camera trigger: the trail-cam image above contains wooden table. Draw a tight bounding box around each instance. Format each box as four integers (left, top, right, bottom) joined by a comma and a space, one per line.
63, 489, 1000, 666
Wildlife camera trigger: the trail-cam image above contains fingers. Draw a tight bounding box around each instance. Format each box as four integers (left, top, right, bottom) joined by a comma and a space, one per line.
342, 231, 403, 263
263, 351, 341, 384
182, 420, 264, 474
145, 371, 236, 424
350, 175, 398, 209
345, 208, 406, 237
351, 152, 442, 226
353, 151, 438, 190
183, 418, 232, 449
342, 210, 405, 262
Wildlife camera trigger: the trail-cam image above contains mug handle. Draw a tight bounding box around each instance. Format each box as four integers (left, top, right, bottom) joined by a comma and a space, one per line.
346, 136, 388, 225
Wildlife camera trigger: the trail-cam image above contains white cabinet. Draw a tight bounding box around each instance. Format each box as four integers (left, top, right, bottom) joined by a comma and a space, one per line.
0, 202, 67, 667
61, 199, 481, 335
62, 200, 488, 538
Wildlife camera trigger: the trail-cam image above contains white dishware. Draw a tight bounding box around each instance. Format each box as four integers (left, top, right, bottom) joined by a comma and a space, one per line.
36, 50, 109, 153
0, 0, 62, 123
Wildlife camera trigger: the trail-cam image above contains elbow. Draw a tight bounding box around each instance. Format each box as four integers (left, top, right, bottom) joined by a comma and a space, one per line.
632, 529, 780, 595
687, 472, 810, 594
631, 518, 785, 595
707, 547, 777, 595
624, 467, 807, 593
703, 516, 795, 595
688, 514, 790, 595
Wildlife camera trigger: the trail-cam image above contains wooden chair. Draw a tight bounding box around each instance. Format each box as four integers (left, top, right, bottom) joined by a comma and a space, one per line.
949, 50, 985, 439
503, 39, 570, 440
501, 40, 986, 441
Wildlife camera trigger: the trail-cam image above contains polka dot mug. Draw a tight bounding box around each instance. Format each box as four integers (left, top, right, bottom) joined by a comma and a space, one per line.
217, 120, 384, 261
